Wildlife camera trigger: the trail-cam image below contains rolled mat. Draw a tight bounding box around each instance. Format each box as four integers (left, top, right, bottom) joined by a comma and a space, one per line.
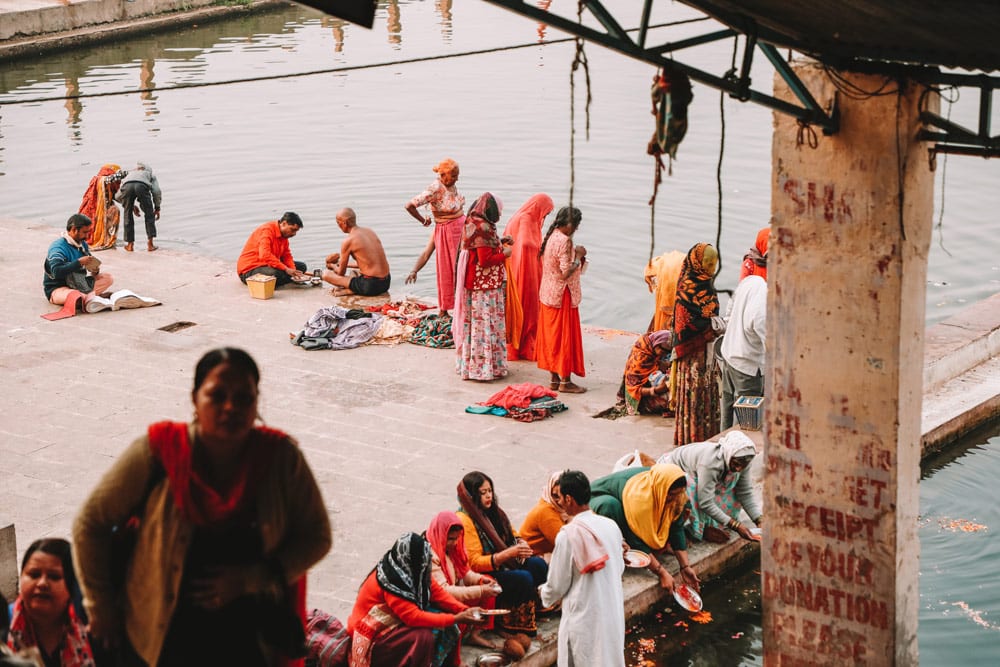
41, 290, 84, 321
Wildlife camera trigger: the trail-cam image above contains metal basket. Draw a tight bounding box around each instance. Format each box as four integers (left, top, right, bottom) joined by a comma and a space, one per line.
733, 396, 765, 431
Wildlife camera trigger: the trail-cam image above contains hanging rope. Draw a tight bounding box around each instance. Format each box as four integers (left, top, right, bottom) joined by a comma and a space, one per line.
795, 120, 819, 149
894, 81, 908, 242
930, 86, 958, 257
568, 1, 592, 209
646, 66, 693, 264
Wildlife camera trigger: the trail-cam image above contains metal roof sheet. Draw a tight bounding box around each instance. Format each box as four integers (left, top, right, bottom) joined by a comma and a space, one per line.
681, 0, 1000, 72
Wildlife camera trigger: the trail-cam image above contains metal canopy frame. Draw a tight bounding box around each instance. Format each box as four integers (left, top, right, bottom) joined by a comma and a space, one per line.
481, 0, 1000, 156
481, 0, 839, 134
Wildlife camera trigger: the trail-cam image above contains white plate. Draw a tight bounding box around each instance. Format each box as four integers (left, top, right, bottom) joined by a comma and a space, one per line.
624, 550, 652, 568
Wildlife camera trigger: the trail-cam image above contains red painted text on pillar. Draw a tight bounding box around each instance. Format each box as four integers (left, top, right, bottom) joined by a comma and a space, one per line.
773, 495, 879, 543
780, 178, 855, 224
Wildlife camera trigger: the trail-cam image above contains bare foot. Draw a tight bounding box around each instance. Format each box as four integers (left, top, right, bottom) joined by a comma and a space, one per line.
147, 242, 158, 252
466, 630, 500, 650
124, 242, 134, 252
558, 381, 587, 394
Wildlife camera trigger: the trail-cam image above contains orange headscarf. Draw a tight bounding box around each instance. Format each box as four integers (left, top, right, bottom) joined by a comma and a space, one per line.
739, 227, 769, 281
432, 158, 459, 177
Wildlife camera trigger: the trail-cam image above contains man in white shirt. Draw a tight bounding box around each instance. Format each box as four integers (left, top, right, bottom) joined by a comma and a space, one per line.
539, 470, 626, 667
719, 274, 767, 429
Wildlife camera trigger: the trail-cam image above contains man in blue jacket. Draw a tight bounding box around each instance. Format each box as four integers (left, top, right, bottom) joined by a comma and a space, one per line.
43, 213, 115, 312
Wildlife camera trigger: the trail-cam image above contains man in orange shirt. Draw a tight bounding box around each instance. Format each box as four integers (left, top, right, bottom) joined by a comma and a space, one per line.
236, 212, 308, 287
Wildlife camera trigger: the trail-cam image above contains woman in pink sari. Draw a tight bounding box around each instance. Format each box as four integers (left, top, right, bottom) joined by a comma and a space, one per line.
502, 193, 554, 361
405, 159, 466, 316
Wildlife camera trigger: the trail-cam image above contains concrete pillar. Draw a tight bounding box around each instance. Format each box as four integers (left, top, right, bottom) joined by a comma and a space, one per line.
763, 63, 936, 665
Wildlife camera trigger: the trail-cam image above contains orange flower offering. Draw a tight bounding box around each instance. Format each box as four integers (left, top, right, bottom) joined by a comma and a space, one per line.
689, 610, 713, 624
939, 517, 988, 533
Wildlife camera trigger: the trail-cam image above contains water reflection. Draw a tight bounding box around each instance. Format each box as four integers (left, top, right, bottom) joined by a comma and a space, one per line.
537, 0, 553, 42
435, 0, 454, 41
139, 58, 159, 122
385, 0, 402, 47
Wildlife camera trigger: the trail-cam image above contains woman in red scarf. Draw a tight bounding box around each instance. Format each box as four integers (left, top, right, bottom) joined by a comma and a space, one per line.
502, 193, 554, 361
425, 512, 501, 650
7, 538, 95, 667
670, 243, 722, 446
739, 227, 769, 281
73, 347, 331, 667
454, 192, 512, 381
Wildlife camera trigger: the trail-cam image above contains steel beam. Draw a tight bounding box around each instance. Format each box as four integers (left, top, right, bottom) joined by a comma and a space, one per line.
481, 0, 839, 132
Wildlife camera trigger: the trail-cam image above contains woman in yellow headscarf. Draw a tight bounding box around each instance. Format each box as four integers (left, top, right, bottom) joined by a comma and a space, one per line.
643, 249, 685, 332
590, 464, 700, 593
78, 163, 125, 251
670, 243, 722, 447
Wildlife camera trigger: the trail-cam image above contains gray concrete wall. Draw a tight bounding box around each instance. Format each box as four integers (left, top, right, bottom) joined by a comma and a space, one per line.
0, 0, 217, 41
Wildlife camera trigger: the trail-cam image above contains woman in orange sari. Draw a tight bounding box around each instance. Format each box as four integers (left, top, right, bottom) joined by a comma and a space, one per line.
78, 164, 125, 251
670, 243, 722, 446
502, 193, 554, 361
536, 206, 588, 393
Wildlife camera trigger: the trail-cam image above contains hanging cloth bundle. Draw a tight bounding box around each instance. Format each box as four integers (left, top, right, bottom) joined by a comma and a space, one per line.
647, 68, 694, 173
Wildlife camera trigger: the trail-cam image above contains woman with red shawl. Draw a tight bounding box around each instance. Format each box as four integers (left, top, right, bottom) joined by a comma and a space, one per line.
670, 243, 723, 447
73, 347, 331, 667
739, 226, 769, 281
405, 158, 466, 316
454, 192, 511, 381
426, 511, 501, 650
502, 193, 554, 361
7, 538, 95, 667
77, 163, 125, 251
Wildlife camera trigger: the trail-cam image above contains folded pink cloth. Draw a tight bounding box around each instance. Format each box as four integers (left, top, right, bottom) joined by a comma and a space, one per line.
563, 519, 609, 574
480, 382, 557, 409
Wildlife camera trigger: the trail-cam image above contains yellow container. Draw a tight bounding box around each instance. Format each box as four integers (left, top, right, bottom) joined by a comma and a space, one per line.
246, 274, 276, 299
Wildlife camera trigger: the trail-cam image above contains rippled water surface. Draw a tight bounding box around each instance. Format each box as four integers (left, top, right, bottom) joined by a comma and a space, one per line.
625, 423, 1000, 665
2, 1, 999, 331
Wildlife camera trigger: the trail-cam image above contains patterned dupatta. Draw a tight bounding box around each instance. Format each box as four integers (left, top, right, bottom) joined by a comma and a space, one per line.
671, 243, 719, 359
8, 597, 96, 667
349, 533, 432, 667
462, 192, 501, 250
456, 480, 516, 559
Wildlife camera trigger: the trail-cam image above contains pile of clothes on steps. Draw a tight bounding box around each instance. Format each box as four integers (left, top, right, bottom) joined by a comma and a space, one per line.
466, 382, 568, 422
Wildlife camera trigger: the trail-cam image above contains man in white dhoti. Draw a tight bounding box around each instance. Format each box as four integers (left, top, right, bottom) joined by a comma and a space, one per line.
539, 470, 626, 667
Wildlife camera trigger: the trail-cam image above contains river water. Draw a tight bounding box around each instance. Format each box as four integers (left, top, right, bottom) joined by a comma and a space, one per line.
625, 422, 1000, 665
2, 1, 998, 663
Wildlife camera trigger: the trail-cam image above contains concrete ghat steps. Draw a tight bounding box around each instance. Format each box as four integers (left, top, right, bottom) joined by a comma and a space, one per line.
1, 215, 997, 666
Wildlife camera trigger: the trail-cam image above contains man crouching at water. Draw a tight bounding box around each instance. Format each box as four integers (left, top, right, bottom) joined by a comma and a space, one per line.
323, 207, 391, 296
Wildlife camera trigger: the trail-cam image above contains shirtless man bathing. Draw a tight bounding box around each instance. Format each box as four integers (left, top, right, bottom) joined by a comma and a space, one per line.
323, 207, 392, 296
